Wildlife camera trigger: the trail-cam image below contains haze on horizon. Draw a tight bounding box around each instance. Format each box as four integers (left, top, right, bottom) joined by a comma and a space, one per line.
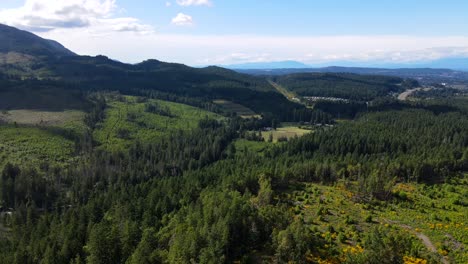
1, 0, 468, 66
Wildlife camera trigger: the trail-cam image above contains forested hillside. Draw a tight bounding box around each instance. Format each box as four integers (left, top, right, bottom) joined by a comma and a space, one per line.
0, 24, 75, 57
0, 24, 467, 264
1, 93, 467, 263
272, 73, 418, 101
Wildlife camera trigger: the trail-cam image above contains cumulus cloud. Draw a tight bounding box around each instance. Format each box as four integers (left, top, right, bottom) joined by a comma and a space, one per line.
171, 13, 194, 26
0, 0, 152, 33
176, 0, 211, 7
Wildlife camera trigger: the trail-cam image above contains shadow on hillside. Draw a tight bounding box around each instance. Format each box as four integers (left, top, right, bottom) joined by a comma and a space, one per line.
0, 86, 90, 111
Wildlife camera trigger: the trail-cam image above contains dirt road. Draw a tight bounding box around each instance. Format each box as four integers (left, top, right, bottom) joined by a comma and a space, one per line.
397, 88, 432, 101
384, 220, 450, 264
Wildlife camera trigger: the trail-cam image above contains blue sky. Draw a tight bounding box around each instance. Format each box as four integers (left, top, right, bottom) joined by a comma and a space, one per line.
117, 0, 468, 36
1, 0, 468, 65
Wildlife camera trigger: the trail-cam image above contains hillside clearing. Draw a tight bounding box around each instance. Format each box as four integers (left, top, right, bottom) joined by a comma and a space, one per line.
94, 95, 222, 152
0, 109, 85, 128
213, 99, 261, 118
0, 125, 77, 167
261, 126, 312, 142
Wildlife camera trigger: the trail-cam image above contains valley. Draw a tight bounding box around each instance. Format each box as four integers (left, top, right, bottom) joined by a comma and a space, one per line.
0, 22, 467, 264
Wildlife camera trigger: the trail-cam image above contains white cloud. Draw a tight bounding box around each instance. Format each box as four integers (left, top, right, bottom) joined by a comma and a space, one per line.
0, 0, 152, 33
34, 29, 468, 65
176, 0, 211, 7
171, 13, 193, 26
165, 1, 172, 7
1, 2, 464, 65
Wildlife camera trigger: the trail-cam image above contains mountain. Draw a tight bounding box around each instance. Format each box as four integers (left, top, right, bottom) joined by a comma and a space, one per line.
0, 23, 75, 57
0, 24, 305, 119
414, 57, 468, 71
225, 57, 468, 72
225, 60, 309, 70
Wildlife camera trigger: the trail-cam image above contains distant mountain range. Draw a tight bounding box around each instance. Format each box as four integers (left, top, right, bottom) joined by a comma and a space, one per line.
0, 21, 466, 114
235, 66, 468, 85
224, 60, 309, 70
224, 59, 468, 71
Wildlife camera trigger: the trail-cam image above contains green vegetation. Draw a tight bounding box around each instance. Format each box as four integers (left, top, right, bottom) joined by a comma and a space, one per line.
0, 83, 90, 111
0, 109, 85, 130
412, 88, 467, 99
233, 139, 272, 156
93, 95, 222, 152
213, 99, 260, 118
0, 24, 74, 57
0, 125, 77, 168
1, 97, 466, 263
277, 179, 467, 263
261, 126, 312, 142
273, 72, 417, 101
0, 23, 467, 264
268, 80, 299, 101
0, 106, 87, 169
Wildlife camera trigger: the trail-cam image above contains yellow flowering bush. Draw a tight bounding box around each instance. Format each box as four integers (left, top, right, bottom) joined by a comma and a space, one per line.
403, 256, 427, 264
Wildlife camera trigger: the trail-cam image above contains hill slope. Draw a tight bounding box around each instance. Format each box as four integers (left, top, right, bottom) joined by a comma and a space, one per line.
272, 73, 416, 101
0, 24, 75, 57
237, 66, 468, 85
0, 24, 306, 119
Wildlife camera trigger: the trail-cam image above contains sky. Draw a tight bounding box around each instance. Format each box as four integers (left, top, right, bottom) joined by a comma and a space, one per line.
1, 0, 468, 66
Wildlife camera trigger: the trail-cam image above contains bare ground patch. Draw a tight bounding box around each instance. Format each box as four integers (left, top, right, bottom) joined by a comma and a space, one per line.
0, 109, 84, 126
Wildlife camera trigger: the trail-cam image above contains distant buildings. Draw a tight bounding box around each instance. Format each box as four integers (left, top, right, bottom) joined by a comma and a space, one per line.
303, 96, 349, 103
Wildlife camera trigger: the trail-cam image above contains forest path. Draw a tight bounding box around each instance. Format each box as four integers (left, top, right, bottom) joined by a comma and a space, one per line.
383, 219, 450, 264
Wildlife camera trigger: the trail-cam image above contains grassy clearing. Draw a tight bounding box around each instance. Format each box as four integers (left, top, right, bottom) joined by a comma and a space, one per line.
213, 99, 260, 118
94, 96, 222, 152
261, 126, 312, 142
0, 109, 86, 133
0, 125, 77, 168
279, 177, 468, 263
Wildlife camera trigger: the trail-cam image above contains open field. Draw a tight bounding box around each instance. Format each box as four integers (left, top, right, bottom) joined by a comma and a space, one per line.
277, 177, 468, 263
0, 125, 77, 167
261, 126, 312, 142
0, 109, 86, 132
213, 99, 261, 118
94, 96, 222, 152
0, 109, 85, 168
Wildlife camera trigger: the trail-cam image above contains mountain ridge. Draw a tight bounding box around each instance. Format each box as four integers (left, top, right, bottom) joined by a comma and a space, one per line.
0, 23, 308, 119
224, 59, 468, 71
224, 60, 309, 70
0, 23, 76, 57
